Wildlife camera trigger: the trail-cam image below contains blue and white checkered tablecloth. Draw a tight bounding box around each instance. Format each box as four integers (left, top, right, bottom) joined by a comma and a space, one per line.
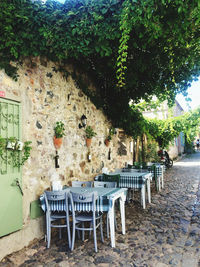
40, 187, 127, 213
122, 164, 164, 178
147, 165, 161, 178
95, 172, 152, 189
149, 163, 166, 172
147, 164, 165, 179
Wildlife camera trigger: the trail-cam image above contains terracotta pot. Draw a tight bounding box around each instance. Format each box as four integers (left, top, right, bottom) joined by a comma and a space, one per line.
86, 138, 92, 147
105, 139, 110, 147
53, 136, 63, 149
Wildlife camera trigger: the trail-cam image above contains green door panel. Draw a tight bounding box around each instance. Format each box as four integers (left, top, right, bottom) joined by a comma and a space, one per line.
0, 98, 23, 237
30, 200, 44, 219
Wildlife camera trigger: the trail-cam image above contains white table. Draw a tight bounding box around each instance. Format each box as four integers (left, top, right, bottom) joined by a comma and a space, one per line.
96, 171, 152, 209
145, 164, 165, 191
40, 187, 127, 248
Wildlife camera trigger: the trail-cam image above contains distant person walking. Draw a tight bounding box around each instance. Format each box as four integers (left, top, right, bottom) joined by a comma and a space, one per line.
196, 139, 199, 150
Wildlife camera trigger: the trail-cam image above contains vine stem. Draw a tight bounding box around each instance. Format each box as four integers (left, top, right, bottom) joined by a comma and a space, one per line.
116, 0, 132, 89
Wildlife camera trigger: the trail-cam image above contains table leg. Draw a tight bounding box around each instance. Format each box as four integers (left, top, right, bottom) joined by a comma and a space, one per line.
108, 199, 115, 248
156, 176, 161, 191
158, 176, 161, 191
147, 178, 151, 203
141, 185, 146, 209
161, 171, 164, 188
119, 195, 126, 235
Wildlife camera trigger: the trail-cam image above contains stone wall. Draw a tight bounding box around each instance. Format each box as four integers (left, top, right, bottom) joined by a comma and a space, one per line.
0, 58, 133, 260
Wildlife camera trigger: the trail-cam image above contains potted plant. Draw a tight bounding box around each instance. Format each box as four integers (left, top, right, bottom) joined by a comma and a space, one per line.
105, 135, 112, 147
105, 127, 115, 147
85, 126, 97, 147
53, 121, 65, 149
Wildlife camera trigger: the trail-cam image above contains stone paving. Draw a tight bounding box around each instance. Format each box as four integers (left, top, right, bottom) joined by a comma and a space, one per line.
1, 153, 200, 267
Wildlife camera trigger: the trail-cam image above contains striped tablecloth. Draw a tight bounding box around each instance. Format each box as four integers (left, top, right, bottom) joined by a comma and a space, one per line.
122, 164, 165, 178
40, 187, 127, 248
149, 164, 165, 189
146, 165, 164, 178
40, 187, 127, 212
95, 172, 152, 189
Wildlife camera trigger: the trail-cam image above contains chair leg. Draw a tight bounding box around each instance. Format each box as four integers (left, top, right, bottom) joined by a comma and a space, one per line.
45, 216, 49, 247
107, 213, 110, 238
47, 222, 51, 248
67, 217, 71, 249
89, 222, 92, 237
132, 189, 134, 200
93, 222, 98, 252
77, 230, 80, 239
71, 221, 76, 251
100, 217, 104, 243
82, 222, 85, 241
46, 215, 51, 249
59, 228, 62, 239
127, 189, 131, 203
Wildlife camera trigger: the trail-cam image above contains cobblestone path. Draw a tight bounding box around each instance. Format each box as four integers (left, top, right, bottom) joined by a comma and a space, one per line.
1, 153, 200, 267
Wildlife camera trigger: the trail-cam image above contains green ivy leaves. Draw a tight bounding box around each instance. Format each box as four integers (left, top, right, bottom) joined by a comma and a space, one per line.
0, 0, 199, 137
145, 107, 200, 148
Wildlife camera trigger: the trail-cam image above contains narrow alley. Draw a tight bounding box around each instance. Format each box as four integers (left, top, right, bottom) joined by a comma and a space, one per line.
1, 153, 200, 267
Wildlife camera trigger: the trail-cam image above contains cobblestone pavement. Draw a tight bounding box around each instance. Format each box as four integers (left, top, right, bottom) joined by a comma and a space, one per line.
1, 153, 200, 267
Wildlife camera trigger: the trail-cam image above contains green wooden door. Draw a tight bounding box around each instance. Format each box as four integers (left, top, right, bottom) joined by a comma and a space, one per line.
0, 98, 23, 237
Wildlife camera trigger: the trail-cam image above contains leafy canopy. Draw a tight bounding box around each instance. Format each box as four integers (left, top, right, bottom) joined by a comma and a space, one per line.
0, 0, 200, 135
144, 107, 200, 148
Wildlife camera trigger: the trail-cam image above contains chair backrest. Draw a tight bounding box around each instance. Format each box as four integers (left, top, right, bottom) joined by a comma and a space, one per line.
72, 181, 93, 187
70, 191, 98, 203
69, 191, 98, 225
102, 174, 120, 187
69, 191, 98, 216
93, 181, 117, 188
127, 164, 133, 169
44, 190, 69, 212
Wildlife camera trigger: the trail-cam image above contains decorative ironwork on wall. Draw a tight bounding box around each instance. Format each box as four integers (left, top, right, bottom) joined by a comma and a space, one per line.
0, 100, 21, 174
0, 103, 19, 132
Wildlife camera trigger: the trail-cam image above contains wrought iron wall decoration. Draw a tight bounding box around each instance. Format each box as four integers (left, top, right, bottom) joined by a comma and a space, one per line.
0, 103, 19, 131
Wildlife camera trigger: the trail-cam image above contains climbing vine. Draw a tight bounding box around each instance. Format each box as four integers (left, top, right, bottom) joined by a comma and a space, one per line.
116, 0, 132, 88
0, 136, 32, 168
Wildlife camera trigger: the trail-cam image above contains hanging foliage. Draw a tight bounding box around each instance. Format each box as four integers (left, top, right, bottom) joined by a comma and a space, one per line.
0, 0, 200, 134
0, 136, 32, 168
116, 0, 132, 88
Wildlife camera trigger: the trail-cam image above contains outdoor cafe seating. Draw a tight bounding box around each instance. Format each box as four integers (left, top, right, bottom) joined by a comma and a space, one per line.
93, 181, 117, 238
43, 190, 71, 249
40, 182, 127, 251
71, 181, 93, 187
40, 162, 165, 251
124, 163, 165, 191
95, 170, 152, 209
69, 190, 104, 252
